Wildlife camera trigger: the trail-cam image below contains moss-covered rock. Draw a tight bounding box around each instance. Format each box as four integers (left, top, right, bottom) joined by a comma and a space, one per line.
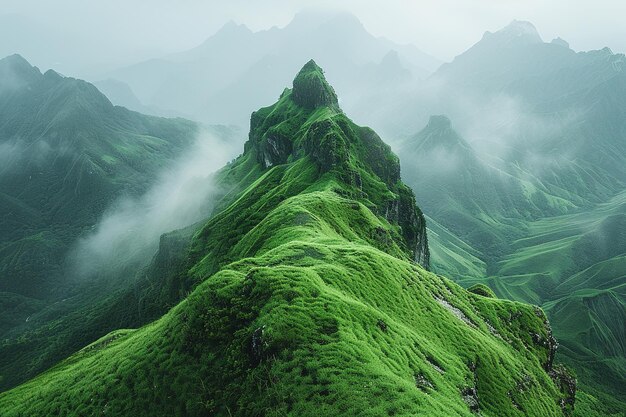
468, 283, 497, 298
291, 59, 339, 109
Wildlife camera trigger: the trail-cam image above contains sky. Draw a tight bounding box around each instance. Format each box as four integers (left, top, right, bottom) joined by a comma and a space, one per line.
1, 0, 625, 76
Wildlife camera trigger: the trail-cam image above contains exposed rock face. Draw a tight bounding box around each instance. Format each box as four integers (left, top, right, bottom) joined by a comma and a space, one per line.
549, 364, 577, 416
397, 186, 430, 268
303, 120, 430, 268
462, 387, 480, 413
529, 307, 576, 415
258, 133, 293, 168
357, 126, 430, 268
532, 307, 559, 371
414, 373, 434, 390
462, 359, 481, 413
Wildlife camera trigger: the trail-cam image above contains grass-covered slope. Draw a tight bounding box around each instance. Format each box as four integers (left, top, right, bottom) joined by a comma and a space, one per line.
0, 60, 575, 416
485, 191, 626, 412
399, 118, 625, 414
0, 54, 199, 302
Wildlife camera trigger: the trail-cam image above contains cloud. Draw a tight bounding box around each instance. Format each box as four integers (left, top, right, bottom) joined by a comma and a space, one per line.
457, 93, 583, 168
69, 128, 241, 278
0, 139, 55, 176
0, 142, 23, 170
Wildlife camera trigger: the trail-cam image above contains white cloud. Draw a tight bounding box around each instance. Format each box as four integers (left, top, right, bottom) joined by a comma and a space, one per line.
69, 128, 240, 278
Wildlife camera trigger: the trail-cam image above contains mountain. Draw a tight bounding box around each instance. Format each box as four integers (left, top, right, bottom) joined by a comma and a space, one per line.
0, 53, 200, 300
401, 114, 625, 411
397, 114, 597, 264
0, 61, 578, 417
372, 20, 626, 138
105, 11, 441, 127
0, 54, 246, 391
488, 192, 626, 411
399, 116, 540, 266
394, 22, 626, 415
92, 78, 170, 116
435, 20, 624, 97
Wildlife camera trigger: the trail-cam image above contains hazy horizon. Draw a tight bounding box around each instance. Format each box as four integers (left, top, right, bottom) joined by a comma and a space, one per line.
1, 0, 625, 78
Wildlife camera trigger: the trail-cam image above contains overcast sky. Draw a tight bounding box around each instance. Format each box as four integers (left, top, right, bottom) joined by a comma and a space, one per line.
1, 0, 625, 75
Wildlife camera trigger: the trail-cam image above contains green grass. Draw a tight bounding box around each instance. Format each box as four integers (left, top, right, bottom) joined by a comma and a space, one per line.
0, 240, 569, 416
415, 171, 626, 414
426, 215, 487, 280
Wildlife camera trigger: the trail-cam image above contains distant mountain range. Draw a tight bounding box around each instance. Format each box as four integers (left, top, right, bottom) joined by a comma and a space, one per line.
0, 54, 196, 299
102, 11, 440, 126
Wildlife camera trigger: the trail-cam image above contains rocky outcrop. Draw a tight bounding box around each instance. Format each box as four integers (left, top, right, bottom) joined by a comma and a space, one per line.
397, 186, 430, 268
549, 364, 577, 416
246, 60, 430, 269
257, 132, 293, 168
462, 359, 481, 413
303, 118, 350, 171
530, 307, 576, 415
291, 59, 339, 109
531, 307, 559, 371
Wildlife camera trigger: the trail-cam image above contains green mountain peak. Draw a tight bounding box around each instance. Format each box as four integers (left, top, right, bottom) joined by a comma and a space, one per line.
246, 60, 429, 266
291, 59, 339, 109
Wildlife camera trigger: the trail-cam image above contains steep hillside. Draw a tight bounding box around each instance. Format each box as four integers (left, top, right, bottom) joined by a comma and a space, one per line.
0, 60, 577, 417
391, 22, 626, 414
398, 115, 567, 262
401, 116, 625, 415
0, 54, 201, 302
489, 192, 626, 410
0, 54, 240, 390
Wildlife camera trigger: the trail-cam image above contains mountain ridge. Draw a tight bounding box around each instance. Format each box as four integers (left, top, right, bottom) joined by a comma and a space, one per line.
0, 60, 576, 417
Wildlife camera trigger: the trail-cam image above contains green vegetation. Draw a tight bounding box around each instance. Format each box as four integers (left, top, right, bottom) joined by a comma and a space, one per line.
399, 52, 626, 414
0, 54, 237, 391
422, 182, 626, 415
0, 61, 575, 416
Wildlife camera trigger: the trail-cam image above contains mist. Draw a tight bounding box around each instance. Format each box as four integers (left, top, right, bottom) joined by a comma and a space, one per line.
457, 94, 583, 164
2, 1, 625, 79
69, 129, 241, 279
